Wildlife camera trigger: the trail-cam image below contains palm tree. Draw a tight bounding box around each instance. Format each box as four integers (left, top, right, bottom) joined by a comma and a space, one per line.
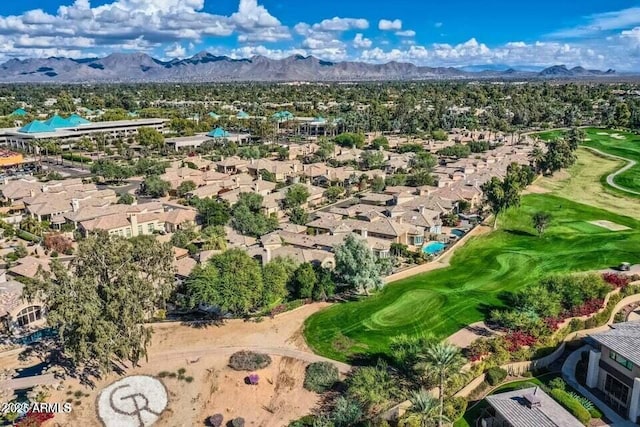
407, 389, 446, 427
421, 342, 465, 427
529, 145, 545, 173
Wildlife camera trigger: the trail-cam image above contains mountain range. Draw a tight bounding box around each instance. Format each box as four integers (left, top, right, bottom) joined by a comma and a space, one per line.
0, 52, 618, 83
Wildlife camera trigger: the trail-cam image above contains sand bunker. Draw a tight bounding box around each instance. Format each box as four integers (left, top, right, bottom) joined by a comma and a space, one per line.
589, 220, 631, 231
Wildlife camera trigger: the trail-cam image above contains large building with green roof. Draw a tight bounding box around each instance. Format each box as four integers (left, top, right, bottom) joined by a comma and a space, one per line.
0, 116, 169, 151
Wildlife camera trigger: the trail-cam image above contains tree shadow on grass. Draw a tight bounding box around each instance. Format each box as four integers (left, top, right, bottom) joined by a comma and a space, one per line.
503, 228, 536, 237
346, 351, 391, 368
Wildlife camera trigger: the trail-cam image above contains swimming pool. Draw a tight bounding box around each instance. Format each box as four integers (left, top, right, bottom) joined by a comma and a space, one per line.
16, 328, 56, 346
422, 241, 446, 255
451, 229, 466, 238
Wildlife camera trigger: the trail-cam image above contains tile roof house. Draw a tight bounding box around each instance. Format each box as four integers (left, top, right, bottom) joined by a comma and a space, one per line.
0, 272, 47, 333
8, 256, 52, 280
586, 321, 640, 423
483, 387, 583, 427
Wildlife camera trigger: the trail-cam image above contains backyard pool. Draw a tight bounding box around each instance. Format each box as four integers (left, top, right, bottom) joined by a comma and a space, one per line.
422, 241, 446, 255
16, 328, 56, 346
451, 229, 466, 238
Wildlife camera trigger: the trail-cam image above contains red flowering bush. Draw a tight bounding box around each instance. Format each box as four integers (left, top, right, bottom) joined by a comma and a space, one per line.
543, 316, 562, 331
504, 331, 537, 352
602, 273, 631, 288
565, 298, 604, 318
15, 411, 54, 427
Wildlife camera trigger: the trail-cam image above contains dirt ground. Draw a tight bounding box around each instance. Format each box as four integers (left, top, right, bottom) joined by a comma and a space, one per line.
15, 304, 338, 427
46, 354, 320, 427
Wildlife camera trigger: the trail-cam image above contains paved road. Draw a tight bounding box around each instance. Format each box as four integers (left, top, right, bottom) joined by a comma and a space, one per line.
580, 147, 640, 196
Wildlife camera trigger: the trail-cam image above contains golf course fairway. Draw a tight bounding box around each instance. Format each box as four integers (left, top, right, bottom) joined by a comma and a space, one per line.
304, 193, 640, 361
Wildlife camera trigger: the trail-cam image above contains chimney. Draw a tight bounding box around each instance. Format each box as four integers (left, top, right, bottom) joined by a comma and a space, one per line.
419, 205, 426, 215
29, 189, 35, 198
264, 247, 271, 264
361, 228, 368, 238
130, 214, 138, 236
2, 178, 7, 185
71, 198, 80, 212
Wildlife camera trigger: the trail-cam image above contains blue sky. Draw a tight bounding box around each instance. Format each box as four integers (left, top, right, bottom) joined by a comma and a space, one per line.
1, 0, 640, 70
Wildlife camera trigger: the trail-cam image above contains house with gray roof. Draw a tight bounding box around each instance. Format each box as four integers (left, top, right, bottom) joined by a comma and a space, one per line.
586, 321, 640, 423
482, 387, 583, 427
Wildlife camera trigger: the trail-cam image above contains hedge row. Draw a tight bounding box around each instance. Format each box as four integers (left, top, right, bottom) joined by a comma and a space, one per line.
549, 388, 591, 426
62, 153, 93, 163
562, 285, 640, 336
17, 230, 40, 242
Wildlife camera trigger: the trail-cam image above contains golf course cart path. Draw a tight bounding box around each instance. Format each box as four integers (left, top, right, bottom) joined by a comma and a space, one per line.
583, 146, 640, 196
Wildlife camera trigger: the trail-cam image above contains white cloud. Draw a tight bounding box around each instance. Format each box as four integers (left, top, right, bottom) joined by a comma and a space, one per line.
378, 19, 402, 31
0, 0, 294, 61
227, 44, 305, 59
548, 7, 640, 38
434, 22, 443, 28
353, 33, 372, 49
231, 0, 290, 42
165, 43, 186, 58
310, 17, 369, 32
357, 35, 640, 70
395, 30, 415, 37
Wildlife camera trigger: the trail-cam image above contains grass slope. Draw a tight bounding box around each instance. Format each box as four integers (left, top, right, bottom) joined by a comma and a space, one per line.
537, 148, 639, 220
304, 194, 640, 361
538, 128, 640, 194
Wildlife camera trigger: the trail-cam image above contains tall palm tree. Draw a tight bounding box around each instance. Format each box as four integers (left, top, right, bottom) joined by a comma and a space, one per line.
421, 342, 465, 427
529, 145, 545, 173
407, 389, 446, 427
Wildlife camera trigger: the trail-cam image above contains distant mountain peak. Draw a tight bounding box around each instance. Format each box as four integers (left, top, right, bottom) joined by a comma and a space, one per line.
0, 52, 621, 83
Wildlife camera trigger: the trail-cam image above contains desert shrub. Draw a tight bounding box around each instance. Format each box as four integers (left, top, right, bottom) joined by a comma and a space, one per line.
330, 396, 362, 427
548, 377, 566, 391
158, 371, 170, 378
304, 362, 339, 393
549, 389, 591, 425
443, 396, 468, 422
228, 351, 272, 371
208, 414, 224, 427
287, 415, 315, 427
485, 367, 508, 386
230, 417, 245, 427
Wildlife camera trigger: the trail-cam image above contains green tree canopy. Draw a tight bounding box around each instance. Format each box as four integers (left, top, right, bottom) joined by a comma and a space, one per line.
231, 193, 278, 237
25, 233, 174, 373
334, 234, 384, 295
324, 186, 344, 203
141, 175, 171, 198
335, 132, 366, 149
262, 256, 298, 306
136, 127, 165, 149
177, 180, 197, 197
284, 184, 310, 209
193, 198, 231, 227
185, 249, 263, 315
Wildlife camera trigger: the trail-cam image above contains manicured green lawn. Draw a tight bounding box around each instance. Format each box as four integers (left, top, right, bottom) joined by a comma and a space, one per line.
304, 194, 640, 361
539, 128, 640, 194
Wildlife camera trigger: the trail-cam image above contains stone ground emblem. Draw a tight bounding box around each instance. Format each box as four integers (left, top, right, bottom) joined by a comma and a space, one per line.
98, 375, 168, 427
